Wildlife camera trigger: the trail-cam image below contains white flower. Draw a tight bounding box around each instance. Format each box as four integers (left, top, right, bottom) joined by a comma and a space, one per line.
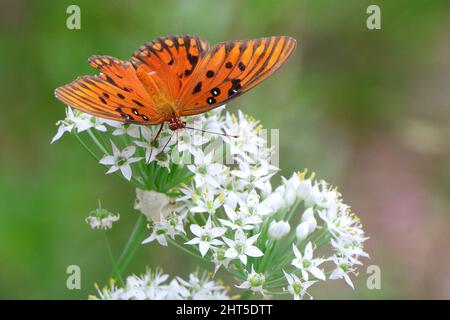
291, 242, 326, 281
329, 256, 355, 289
219, 205, 262, 231
239, 189, 273, 217
222, 111, 267, 163
301, 208, 317, 234
187, 149, 226, 189
177, 273, 230, 300
85, 207, 120, 230
111, 123, 141, 138
134, 126, 175, 164
52, 108, 108, 143
77, 114, 108, 133
99, 141, 142, 181
302, 182, 322, 208
54, 104, 370, 299
283, 271, 316, 300
232, 161, 277, 192
262, 191, 285, 212
190, 190, 224, 215
185, 218, 226, 256
176, 126, 211, 156
92, 269, 230, 300
330, 237, 369, 264
164, 279, 190, 300
212, 247, 231, 274
296, 222, 310, 241
268, 220, 290, 240
222, 230, 263, 265
280, 176, 298, 207
236, 265, 265, 295
296, 177, 313, 200
142, 221, 169, 246
296, 208, 318, 241
52, 108, 77, 143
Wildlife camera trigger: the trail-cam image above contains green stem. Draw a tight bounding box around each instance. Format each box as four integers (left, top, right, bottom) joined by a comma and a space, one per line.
116, 214, 148, 275
103, 231, 124, 287
240, 290, 253, 300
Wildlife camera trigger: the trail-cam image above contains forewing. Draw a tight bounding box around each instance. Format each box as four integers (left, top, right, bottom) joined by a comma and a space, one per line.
131, 35, 210, 99
178, 36, 296, 116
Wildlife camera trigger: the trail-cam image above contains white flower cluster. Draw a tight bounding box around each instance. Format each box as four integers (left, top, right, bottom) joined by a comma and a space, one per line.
85, 206, 120, 230
53, 105, 369, 299
91, 269, 230, 300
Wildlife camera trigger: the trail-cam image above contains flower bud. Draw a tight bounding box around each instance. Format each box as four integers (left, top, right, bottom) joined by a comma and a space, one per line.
285, 188, 297, 207
260, 181, 272, 199
268, 220, 291, 240
296, 221, 310, 241
301, 208, 317, 234
297, 179, 312, 200
265, 192, 284, 212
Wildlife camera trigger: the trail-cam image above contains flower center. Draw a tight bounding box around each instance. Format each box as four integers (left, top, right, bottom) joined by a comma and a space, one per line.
292, 282, 303, 294
235, 243, 244, 253
156, 229, 166, 235
303, 260, 311, 269
156, 152, 168, 161
249, 273, 265, 287
206, 200, 215, 211
117, 157, 127, 166
201, 234, 211, 242
339, 263, 348, 272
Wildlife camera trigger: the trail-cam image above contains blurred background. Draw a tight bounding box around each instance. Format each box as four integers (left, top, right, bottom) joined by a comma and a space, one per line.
0, 0, 449, 299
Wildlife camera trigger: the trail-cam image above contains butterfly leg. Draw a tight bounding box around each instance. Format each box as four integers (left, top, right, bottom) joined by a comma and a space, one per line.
160, 132, 175, 154
151, 123, 165, 144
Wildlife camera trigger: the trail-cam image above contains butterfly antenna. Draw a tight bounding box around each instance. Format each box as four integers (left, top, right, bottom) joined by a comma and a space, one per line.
184, 126, 239, 138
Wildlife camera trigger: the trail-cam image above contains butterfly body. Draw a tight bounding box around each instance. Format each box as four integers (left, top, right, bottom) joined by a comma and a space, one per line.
55, 35, 296, 130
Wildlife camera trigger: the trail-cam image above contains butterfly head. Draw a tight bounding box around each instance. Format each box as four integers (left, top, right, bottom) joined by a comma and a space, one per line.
168, 117, 186, 131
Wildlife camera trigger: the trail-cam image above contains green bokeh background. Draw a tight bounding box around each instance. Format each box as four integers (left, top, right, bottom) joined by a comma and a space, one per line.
1, 0, 449, 299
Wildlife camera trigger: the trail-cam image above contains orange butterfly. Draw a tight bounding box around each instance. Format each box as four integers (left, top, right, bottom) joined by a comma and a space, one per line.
55, 35, 296, 134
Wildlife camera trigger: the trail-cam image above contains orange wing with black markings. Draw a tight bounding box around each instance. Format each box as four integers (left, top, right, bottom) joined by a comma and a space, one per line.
55, 56, 164, 124
177, 36, 296, 116
55, 35, 296, 124
131, 35, 210, 99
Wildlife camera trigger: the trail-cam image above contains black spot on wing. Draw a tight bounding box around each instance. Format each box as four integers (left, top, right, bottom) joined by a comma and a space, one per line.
211, 88, 221, 96
206, 97, 216, 105
98, 96, 107, 104
193, 82, 202, 94
132, 99, 144, 107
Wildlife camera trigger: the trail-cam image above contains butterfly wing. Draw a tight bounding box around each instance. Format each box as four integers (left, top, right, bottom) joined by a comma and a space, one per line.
177, 36, 296, 116
131, 35, 210, 100
55, 56, 164, 124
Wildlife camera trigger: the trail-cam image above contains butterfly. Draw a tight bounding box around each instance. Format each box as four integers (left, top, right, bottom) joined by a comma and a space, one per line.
55, 35, 296, 134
